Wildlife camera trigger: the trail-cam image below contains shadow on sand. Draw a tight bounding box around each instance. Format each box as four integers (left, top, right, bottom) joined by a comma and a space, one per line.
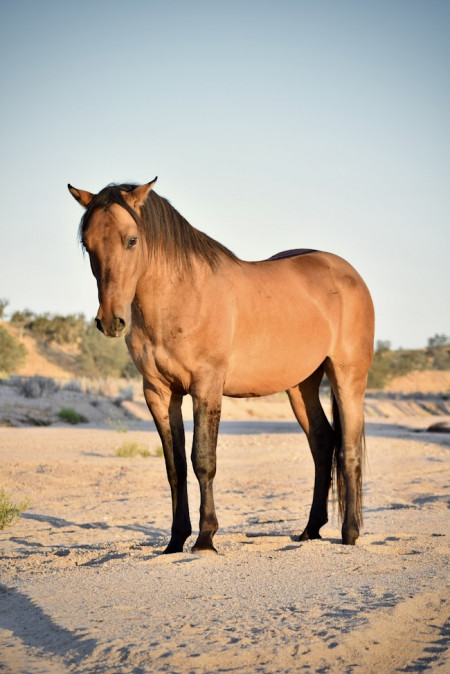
0, 584, 97, 666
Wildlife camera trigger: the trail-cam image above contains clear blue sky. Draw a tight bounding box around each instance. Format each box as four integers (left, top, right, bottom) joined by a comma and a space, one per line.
1, 0, 448, 348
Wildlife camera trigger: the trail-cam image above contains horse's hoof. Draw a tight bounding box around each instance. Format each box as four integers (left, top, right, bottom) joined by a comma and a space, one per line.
299, 528, 322, 542
342, 527, 359, 545
163, 541, 185, 554
192, 544, 218, 555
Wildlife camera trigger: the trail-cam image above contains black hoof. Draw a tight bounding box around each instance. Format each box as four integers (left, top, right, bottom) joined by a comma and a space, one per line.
192, 534, 217, 554
192, 545, 218, 555
342, 527, 359, 546
163, 539, 185, 554
299, 528, 322, 541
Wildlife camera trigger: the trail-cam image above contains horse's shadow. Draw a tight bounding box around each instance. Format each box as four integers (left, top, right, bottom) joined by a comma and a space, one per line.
22, 512, 109, 530
0, 584, 97, 665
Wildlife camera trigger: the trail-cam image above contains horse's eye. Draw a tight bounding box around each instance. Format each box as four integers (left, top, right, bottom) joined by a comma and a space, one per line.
127, 237, 138, 249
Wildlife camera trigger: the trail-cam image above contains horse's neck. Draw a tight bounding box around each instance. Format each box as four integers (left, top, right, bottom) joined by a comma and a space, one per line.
134, 256, 212, 316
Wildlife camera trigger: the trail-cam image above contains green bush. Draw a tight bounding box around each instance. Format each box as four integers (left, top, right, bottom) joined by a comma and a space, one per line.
0, 488, 30, 530
58, 407, 88, 424
0, 326, 26, 375
20, 313, 85, 345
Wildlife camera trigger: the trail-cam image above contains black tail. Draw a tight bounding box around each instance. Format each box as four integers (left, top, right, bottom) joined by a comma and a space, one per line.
331, 393, 365, 527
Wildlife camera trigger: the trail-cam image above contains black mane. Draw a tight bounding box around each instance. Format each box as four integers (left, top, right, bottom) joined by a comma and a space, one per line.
80, 183, 237, 271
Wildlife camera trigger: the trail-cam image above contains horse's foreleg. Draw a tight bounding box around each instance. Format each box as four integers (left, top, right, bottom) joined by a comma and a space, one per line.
191, 392, 222, 554
287, 367, 334, 541
144, 384, 191, 553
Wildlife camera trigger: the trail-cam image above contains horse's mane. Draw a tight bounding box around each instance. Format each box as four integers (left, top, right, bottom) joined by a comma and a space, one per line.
80, 183, 237, 271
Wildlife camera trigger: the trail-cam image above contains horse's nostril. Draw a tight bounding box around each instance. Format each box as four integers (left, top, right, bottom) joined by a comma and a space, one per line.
112, 316, 126, 335
95, 318, 105, 334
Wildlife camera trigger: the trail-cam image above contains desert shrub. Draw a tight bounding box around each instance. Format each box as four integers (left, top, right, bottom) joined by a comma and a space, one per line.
0, 488, 30, 530
367, 342, 393, 389
0, 327, 26, 375
63, 379, 83, 393
115, 441, 150, 458
427, 335, 450, 370
430, 347, 450, 370
10, 309, 35, 327
23, 313, 85, 345
368, 342, 426, 389
12, 375, 60, 398
106, 416, 130, 433
368, 335, 450, 389
58, 407, 88, 424
78, 322, 139, 379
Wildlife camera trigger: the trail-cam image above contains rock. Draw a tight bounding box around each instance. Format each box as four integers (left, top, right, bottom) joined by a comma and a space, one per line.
427, 421, 450, 433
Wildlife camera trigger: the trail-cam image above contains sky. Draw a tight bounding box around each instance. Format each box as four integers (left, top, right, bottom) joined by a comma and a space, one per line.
0, 0, 448, 348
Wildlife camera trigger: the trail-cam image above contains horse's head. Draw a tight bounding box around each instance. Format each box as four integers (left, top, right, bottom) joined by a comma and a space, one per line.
68, 179, 157, 337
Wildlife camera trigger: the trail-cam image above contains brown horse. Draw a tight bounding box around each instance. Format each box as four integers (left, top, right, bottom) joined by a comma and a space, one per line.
68, 179, 374, 553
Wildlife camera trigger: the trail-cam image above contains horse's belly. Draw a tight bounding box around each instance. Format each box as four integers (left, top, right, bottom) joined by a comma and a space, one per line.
223, 316, 332, 397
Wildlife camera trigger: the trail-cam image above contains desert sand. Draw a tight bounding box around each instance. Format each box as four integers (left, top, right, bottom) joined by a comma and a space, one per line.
0, 389, 449, 673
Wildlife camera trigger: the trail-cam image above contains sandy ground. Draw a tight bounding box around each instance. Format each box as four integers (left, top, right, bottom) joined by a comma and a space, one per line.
0, 398, 449, 673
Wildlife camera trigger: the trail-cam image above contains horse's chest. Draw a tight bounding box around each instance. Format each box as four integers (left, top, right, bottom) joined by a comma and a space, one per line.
127, 329, 192, 387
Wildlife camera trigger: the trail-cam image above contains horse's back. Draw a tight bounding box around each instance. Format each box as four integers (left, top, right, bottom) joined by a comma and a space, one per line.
223, 250, 373, 396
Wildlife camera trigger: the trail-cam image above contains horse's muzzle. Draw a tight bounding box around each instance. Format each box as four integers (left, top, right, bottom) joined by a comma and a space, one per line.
96, 315, 127, 338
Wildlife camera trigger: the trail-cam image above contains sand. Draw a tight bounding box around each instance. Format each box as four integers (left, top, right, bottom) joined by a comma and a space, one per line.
0, 397, 449, 673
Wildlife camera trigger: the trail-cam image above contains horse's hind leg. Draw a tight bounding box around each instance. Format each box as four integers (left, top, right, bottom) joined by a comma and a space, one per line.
325, 359, 367, 545
287, 365, 335, 541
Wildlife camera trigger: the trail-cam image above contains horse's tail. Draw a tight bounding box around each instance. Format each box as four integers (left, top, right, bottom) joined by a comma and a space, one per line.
331, 393, 365, 528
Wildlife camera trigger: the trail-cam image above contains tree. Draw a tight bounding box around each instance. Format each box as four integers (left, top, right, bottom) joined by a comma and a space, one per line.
427, 334, 450, 348
0, 299, 8, 320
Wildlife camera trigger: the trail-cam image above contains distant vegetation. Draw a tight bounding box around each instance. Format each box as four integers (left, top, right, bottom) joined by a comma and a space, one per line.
0, 488, 30, 530
367, 335, 450, 389
78, 322, 138, 379
115, 441, 151, 458
1, 304, 449, 389
4, 309, 139, 380
0, 326, 27, 375
58, 407, 88, 425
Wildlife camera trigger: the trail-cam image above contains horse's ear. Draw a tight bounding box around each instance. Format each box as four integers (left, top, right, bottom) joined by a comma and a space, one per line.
123, 178, 158, 210
68, 184, 95, 208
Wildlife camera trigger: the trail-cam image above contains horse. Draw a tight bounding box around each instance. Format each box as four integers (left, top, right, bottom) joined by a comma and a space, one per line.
68, 178, 374, 553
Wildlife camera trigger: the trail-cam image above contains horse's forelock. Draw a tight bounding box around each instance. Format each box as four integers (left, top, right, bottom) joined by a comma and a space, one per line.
79, 184, 140, 244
